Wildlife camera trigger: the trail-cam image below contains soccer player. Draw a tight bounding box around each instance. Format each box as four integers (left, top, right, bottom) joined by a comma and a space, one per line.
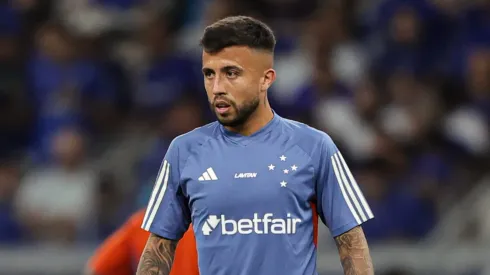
137, 16, 374, 275
85, 209, 198, 275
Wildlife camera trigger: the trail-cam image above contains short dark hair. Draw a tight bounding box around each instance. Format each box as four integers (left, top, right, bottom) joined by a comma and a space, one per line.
200, 16, 276, 54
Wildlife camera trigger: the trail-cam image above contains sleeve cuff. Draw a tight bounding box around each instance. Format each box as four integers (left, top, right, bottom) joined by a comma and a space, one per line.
330, 221, 363, 237
147, 227, 184, 241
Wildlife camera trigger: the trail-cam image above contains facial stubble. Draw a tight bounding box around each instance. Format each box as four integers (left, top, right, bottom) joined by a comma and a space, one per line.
211, 95, 260, 128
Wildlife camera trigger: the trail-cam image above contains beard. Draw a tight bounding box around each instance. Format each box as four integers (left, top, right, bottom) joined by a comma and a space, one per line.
211, 96, 260, 128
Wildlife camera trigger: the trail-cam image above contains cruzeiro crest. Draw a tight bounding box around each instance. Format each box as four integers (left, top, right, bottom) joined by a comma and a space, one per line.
267, 154, 298, 187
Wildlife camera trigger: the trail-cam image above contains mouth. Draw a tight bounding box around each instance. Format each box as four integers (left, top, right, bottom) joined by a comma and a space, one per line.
214, 101, 231, 115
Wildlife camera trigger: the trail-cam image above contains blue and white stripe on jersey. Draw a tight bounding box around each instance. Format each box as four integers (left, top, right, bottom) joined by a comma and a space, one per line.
330, 151, 373, 224
142, 160, 171, 230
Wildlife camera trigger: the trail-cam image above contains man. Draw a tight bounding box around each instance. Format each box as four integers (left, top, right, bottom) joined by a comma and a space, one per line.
85, 210, 198, 275
137, 16, 375, 275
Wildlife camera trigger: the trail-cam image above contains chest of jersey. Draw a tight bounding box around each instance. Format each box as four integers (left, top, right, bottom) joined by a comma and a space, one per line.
182, 140, 316, 220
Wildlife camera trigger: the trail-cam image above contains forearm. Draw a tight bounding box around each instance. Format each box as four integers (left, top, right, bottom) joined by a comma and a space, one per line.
136, 233, 178, 275
335, 226, 374, 275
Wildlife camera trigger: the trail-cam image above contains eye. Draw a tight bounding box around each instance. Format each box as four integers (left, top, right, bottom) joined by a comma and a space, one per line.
226, 70, 239, 78
203, 70, 214, 79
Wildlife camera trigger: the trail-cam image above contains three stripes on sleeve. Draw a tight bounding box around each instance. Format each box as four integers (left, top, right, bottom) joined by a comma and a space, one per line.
142, 160, 170, 231
331, 151, 373, 224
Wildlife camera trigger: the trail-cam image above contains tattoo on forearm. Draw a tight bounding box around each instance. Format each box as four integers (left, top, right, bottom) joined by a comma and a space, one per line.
334, 226, 374, 275
136, 234, 177, 275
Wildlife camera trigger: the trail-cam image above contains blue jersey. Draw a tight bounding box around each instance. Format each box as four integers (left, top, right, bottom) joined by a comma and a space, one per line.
141, 113, 373, 275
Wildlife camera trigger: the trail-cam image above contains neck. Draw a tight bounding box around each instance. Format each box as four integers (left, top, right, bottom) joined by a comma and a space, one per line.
225, 102, 274, 136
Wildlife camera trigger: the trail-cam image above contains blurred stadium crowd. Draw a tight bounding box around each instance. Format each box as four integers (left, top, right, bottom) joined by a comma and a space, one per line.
0, 0, 488, 251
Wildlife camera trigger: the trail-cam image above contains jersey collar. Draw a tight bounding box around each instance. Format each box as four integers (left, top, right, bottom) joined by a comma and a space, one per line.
219, 111, 282, 146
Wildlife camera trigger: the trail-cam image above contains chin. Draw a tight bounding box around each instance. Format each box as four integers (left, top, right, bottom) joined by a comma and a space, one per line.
217, 116, 237, 126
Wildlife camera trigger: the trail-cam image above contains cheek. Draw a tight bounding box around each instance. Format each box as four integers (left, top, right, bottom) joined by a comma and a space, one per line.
203, 81, 214, 99
235, 90, 257, 107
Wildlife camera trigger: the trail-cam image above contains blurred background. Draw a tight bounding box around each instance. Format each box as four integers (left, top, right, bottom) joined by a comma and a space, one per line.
0, 0, 489, 274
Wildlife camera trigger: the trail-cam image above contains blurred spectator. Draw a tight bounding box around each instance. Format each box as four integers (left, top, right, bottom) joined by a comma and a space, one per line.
28, 22, 118, 161
178, 0, 243, 55
359, 159, 437, 242
11, 0, 54, 45
375, 3, 421, 73
96, 172, 123, 240
0, 9, 32, 154
444, 47, 489, 156
271, 5, 346, 119
380, 71, 441, 144
242, 0, 319, 22
77, 34, 131, 135
15, 128, 98, 245
131, 13, 202, 118
0, 156, 23, 244
56, 0, 189, 37
313, 76, 379, 161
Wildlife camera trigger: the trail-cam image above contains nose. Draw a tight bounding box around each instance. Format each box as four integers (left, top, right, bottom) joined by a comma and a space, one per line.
211, 76, 226, 96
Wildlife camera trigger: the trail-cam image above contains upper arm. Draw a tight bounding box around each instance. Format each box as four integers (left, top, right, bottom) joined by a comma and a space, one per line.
141, 139, 191, 240
315, 135, 374, 237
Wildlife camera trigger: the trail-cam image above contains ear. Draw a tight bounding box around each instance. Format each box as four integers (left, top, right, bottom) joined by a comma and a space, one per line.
261, 69, 276, 91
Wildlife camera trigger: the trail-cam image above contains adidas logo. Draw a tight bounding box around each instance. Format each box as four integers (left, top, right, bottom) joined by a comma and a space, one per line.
198, 167, 218, 181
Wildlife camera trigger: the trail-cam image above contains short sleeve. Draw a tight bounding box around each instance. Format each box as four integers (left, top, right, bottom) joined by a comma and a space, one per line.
141, 139, 191, 240
315, 135, 374, 237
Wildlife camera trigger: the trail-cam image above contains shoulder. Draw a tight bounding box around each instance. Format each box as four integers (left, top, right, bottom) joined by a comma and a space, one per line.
168, 121, 220, 157
280, 118, 335, 154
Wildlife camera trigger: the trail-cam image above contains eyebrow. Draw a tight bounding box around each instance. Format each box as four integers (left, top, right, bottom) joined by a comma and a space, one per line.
202, 65, 244, 74
221, 65, 243, 72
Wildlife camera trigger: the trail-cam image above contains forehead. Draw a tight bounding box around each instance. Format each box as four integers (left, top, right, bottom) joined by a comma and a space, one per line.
202, 46, 258, 69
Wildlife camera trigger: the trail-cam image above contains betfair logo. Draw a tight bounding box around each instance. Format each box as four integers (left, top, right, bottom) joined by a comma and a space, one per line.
202, 213, 301, 236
